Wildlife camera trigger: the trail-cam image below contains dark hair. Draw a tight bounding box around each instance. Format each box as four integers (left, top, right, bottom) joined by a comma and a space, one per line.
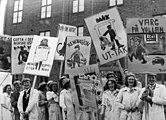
38, 83, 47, 91
63, 81, 70, 89
125, 73, 137, 87
104, 80, 117, 91
3, 84, 11, 93
49, 82, 58, 91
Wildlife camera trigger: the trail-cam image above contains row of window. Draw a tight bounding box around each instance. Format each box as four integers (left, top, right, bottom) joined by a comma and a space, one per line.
13, 0, 124, 23
39, 26, 84, 36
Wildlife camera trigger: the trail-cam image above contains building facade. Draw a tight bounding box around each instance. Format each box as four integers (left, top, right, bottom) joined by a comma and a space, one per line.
4, 0, 166, 85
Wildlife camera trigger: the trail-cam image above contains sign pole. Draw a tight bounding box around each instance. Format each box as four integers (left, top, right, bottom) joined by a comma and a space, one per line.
32, 75, 37, 92
145, 73, 149, 120
116, 60, 125, 84
59, 61, 63, 78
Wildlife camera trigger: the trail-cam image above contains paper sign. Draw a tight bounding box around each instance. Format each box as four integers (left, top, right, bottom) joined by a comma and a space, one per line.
85, 7, 127, 65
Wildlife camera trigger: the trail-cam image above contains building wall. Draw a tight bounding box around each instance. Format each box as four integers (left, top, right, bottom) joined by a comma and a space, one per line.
4, 0, 166, 83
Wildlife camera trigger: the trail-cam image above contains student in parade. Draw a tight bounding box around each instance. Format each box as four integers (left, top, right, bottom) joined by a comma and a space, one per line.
59, 77, 76, 120
116, 72, 141, 120
137, 72, 166, 120
11, 80, 21, 120
17, 78, 39, 120
46, 82, 62, 120
38, 82, 49, 120
1, 84, 13, 120
100, 77, 120, 120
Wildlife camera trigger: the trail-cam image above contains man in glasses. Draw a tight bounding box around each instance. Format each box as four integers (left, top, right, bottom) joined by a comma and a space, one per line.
137, 72, 166, 120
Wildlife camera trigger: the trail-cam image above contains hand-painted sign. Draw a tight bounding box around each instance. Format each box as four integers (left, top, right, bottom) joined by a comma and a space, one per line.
127, 17, 166, 73
65, 36, 91, 72
55, 24, 77, 60
85, 7, 127, 65
12, 36, 33, 74
24, 36, 58, 76
0, 35, 12, 72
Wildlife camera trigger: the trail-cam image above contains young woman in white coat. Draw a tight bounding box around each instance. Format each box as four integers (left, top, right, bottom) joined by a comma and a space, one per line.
59, 78, 76, 120
100, 77, 120, 120
116, 73, 141, 120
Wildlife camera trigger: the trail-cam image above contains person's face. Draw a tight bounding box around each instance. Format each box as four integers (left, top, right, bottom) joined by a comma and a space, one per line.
127, 76, 135, 87
23, 81, 31, 89
6, 85, 11, 94
52, 84, 58, 92
108, 80, 115, 91
148, 75, 156, 86
15, 83, 21, 91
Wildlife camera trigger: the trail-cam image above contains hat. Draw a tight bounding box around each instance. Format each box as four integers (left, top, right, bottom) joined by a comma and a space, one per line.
13, 80, 21, 86
47, 80, 53, 85
107, 77, 116, 82
147, 72, 157, 76
125, 72, 136, 79
22, 78, 31, 84
62, 78, 70, 86
38, 82, 47, 91
106, 71, 115, 79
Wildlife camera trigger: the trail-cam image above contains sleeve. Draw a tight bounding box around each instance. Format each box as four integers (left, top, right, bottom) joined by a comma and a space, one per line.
25, 89, 39, 113
59, 91, 66, 109
115, 89, 125, 109
101, 92, 107, 106
17, 92, 23, 113
1, 93, 5, 105
10, 93, 17, 108
103, 30, 109, 36
46, 92, 53, 101
38, 92, 46, 106
152, 85, 166, 105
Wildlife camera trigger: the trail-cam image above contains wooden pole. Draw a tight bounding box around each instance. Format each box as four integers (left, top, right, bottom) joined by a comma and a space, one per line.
31, 75, 37, 92
145, 73, 149, 120
116, 60, 125, 84
59, 61, 63, 78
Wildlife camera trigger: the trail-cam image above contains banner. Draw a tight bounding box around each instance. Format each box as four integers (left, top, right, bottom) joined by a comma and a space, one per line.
66, 64, 102, 110
24, 36, 58, 76
127, 17, 166, 73
11, 35, 33, 74
85, 7, 127, 65
0, 35, 12, 72
65, 36, 91, 72
55, 24, 77, 60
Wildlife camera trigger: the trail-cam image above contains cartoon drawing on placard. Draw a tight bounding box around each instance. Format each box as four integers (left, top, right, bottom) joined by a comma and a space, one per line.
94, 19, 124, 51
0, 46, 10, 70
128, 36, 148, 64
18, 46, 29, 65
67, 45, 87, 68
33, 38, 50, 70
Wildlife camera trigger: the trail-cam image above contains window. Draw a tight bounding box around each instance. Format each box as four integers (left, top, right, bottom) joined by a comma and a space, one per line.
72, 0, 84, 13
77, 26, 84, 36
39, 31, 50, 36
41, 0, 52, 18
13, 0, 23, 23
109, 0, 123, 7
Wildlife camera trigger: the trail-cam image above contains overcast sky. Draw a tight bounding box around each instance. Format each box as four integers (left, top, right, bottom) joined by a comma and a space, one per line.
0, 0, 7, 34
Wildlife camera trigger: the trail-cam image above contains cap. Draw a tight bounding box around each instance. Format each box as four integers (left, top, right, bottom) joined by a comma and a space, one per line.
147, 72, 157, 76
62, 78, 70, 86
106, 71, 115, 79
13, 80, 21, 86
22, 78, 31, 84
38, 82, 46, 88
47, 80, 53, 85
74, 45, 80, 49
107, 77, 116, 82
125, 72, 136, 79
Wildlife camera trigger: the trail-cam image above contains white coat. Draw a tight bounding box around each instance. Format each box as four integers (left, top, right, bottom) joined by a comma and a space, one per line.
101, 89, 120, 120
137, 84, 166, 120
59, 89, 76, 120
116, 87, 141, 120
17, 89, 39, 120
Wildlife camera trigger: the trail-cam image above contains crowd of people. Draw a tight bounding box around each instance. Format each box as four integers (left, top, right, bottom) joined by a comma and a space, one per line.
1, 70, 166, 120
